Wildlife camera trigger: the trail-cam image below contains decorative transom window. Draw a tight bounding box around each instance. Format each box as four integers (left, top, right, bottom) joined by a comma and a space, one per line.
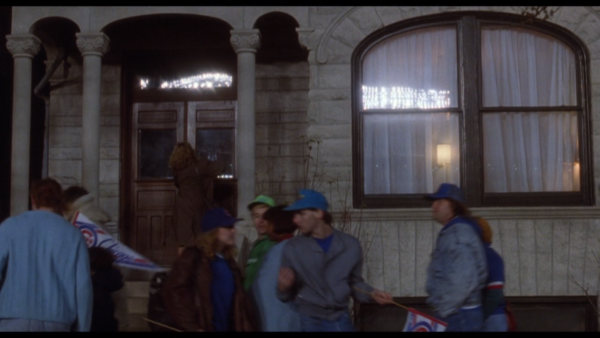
352, 12, 592, 208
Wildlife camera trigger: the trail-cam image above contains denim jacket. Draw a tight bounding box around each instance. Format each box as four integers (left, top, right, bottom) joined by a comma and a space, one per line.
425, 216, 488, 318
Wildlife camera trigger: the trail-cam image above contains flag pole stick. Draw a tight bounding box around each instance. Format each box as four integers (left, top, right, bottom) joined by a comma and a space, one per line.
142, 317, 183, 332
352, 287, 411, 311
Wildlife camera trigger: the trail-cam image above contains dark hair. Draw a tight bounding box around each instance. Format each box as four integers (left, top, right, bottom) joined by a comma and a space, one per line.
89, 246, 115, 272
30, 178, 63, 214
62, 186, 89, 206
263, 205, 296, 235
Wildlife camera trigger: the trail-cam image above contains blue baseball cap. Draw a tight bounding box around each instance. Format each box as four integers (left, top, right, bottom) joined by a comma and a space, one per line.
201, 207, 243, 233
285, 189, 329, 212
424, 183, 465, 204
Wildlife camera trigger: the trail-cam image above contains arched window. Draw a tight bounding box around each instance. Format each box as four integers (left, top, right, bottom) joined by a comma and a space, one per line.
352, 12, 592, 208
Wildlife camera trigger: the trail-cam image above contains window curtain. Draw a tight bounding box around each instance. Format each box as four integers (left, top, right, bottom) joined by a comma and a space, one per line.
481, 27, 579, 192
362, 27, 459, 194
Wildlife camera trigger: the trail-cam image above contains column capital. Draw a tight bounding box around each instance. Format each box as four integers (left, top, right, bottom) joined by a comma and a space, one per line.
76, 33, 110, 57
230, 29, 261, 54
296, 27, 315, 51
6, 34, 41, 59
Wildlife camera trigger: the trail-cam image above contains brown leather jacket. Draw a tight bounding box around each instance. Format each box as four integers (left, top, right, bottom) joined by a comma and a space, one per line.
162, 246, 256, 332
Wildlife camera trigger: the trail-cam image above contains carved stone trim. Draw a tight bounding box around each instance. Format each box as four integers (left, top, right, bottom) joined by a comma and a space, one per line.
296, 27, 315, 51
332, 206, 600, 221
6, 34, 41, 58
230, 29, 261, 53
316, 7, 359, 64
76, 33, 110, 57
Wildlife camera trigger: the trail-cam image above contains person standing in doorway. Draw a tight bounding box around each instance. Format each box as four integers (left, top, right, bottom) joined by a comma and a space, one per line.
277, 189, 392, 332
424, 183, 488, 332
241, 195, 276, 291
166, 142, 224, 250
0, 178, 93, 331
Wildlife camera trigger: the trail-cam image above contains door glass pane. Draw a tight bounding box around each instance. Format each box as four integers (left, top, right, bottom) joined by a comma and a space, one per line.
196, 129, 234, 177
481, 26, 576, 107
363, 113, 460, 194
483, 111, 579, 192
138, 129, 176, 179
361, 26, 458, 110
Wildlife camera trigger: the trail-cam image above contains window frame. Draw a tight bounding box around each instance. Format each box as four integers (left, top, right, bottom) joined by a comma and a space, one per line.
352, 11, 593, 208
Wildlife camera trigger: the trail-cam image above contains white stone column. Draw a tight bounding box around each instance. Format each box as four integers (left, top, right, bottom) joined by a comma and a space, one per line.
76, 33, 109, 205
230, 29, 260, 221
6, 34, 41, 216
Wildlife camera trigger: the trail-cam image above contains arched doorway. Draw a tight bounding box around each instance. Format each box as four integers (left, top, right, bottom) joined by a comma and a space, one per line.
104, 14, 237, 265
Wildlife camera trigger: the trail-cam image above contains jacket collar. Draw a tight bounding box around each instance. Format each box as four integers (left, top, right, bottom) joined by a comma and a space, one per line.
306, 228, 345, 257
440, 216, 483, 239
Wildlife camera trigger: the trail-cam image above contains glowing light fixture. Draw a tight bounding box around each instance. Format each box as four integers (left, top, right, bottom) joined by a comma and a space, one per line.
437, 144, 451, 166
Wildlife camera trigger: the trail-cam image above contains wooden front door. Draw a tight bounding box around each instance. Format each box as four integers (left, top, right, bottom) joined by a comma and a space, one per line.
127, 100, 237, 266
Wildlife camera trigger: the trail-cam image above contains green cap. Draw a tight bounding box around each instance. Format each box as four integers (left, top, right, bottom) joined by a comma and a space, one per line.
247, 195, 275, 211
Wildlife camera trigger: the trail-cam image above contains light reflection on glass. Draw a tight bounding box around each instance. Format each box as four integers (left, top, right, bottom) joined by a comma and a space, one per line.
139, 73, 233, 90
362, 85, 451, 110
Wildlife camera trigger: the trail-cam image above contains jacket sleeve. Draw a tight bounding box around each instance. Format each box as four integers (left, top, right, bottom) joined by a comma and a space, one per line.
197, 156, 225, 178
162, 248, 202, 331
349, 242, 375, 303
426, 224, 484, 318
74, 237, 93, 332
482, 288, 504, 318
276, 245, 297, 303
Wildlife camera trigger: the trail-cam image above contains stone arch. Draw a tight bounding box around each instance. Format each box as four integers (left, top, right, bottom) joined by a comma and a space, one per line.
315, 6, 596, 64
101, 14, 236, 76
29, 16, 81, 61
93, 8, 242, 32
253, 11, 308, 64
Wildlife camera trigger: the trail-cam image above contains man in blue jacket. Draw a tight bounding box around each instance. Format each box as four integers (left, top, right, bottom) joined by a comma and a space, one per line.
424, 183, 488, 332
277, 189, 392, 332
0, 178, 93, 331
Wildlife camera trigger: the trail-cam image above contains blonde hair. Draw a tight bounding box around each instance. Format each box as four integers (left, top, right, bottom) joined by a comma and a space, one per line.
196, 228, 238, 261
169, 142, 197, 171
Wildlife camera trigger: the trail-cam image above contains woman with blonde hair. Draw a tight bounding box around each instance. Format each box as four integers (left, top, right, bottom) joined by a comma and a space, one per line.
162, 207, 256, 332
166, 142, 224, 250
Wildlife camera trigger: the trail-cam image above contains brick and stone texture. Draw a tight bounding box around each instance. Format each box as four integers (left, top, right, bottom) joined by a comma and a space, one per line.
255, 61, 310, 207
48, 61, 121, 223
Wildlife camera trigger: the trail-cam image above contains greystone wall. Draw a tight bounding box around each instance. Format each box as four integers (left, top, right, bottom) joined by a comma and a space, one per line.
48, 61, 121, 229
250, 61, 310, 241
254, 61, 310, 203
36, 8, 600, 316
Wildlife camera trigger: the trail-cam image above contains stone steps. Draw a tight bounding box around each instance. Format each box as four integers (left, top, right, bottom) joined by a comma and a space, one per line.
121, 280, 152, 332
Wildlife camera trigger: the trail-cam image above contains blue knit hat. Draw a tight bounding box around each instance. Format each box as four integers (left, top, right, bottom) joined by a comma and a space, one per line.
201, 207, 243, 233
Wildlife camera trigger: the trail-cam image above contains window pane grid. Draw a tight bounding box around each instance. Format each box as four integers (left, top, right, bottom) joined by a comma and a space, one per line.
354, 14, 590, 207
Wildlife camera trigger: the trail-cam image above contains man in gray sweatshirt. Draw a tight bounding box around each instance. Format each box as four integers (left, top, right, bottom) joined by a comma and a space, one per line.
276, 189, 392, 332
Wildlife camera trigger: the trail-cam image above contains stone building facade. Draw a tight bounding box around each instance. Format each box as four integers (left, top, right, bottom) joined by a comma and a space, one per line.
5, 6, 600, 330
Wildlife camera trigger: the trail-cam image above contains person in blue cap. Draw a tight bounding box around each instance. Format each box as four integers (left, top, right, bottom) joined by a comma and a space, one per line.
276, 189, 393, 332
424, 183, 488, 332
162, 207, 256, 332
